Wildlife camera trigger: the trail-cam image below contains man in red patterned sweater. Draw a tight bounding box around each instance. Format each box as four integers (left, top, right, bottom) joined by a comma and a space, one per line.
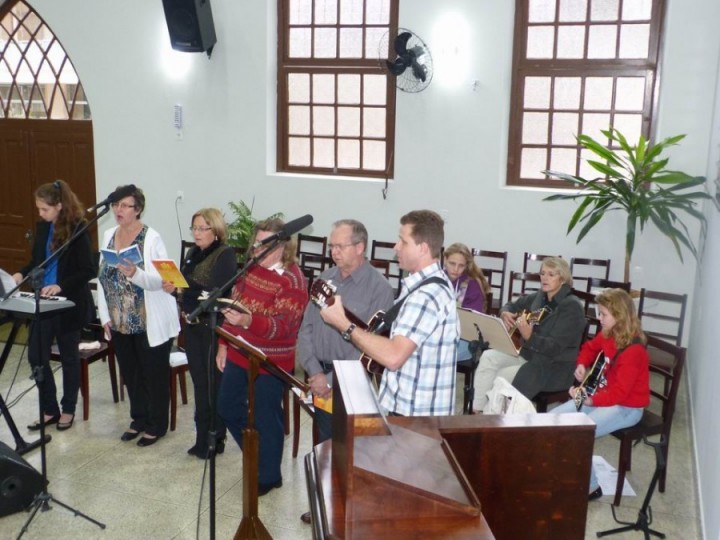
216, 218, 308, 496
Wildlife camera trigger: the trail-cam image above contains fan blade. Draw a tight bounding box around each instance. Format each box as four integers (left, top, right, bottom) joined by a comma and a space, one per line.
394, 32, 412, 57
386, 57, 409, 76
410, 58, 427, 82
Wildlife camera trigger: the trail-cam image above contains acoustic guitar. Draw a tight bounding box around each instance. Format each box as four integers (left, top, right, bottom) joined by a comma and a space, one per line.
310, 279, 388, 375
574, 351, 607, 411
508, 307, 549, 350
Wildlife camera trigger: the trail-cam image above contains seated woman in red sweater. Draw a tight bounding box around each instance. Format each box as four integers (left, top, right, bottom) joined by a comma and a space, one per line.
551, 288, 649, 501
216, 218, 308, 496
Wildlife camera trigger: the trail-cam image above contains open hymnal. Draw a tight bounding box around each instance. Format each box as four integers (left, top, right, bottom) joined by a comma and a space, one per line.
151, 259, 189, 288
100, 244, 143, 268
0, 268, 17, 297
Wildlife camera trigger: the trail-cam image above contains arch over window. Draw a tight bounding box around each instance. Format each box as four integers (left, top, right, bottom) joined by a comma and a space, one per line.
0, 0, 91, 120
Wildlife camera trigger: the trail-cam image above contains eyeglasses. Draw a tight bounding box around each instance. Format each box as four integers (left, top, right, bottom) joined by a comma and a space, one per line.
328, 242, 358, 252
111, 202, 136, 210
189, 226, 213, 233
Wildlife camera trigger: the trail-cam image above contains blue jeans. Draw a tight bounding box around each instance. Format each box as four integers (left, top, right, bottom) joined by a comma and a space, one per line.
457, 339, 472, 362
218, 361, 284, 486
553, 400, 643, 491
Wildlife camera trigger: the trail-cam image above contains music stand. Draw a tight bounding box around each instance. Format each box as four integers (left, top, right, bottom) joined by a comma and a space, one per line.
4, 209, 109, 538
216, 327, 309, 540
596, 436, 667, 539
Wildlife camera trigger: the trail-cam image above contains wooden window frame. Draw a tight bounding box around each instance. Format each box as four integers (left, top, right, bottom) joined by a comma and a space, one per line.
507, 0, 666, 189
276, 0, 398, 179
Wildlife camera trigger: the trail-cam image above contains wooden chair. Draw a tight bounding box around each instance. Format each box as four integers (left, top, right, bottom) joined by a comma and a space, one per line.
180, 240, 195, 264
523, 252, 559, 273
296, 233, 327, 261
570, 257, 611, 292
637, 288, 688, 346
169, 348, 189, 432
292, 380, 319, 458
610, 335, 686, 506
508, 271, 541, 303
471, 249, 507, 315
369, 259, 390, 279
586, 277, 631, 293
50, 322, 120, 421
370, 240, 403, 297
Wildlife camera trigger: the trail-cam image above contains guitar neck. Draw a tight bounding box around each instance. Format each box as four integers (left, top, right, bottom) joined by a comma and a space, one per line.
344, 308, 369, 330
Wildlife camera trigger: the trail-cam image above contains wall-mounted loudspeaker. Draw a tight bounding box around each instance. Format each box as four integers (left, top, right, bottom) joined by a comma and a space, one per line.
0, 442, 43, 518
162, 0, 217, 55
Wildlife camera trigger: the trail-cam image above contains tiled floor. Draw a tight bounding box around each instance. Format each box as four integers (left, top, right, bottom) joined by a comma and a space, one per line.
0, 341, 701, 539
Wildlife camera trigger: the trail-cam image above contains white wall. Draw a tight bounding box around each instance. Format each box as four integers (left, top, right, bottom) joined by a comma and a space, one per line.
27, 0, 720, 535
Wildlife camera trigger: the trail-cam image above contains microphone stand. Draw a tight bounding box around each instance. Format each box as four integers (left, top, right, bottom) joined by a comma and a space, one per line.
5, 207, 110, 538
186, 238, 283, 540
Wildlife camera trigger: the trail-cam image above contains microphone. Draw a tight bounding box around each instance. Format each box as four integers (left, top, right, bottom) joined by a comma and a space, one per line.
252, 214, 313, 248
86, 184, 137, 213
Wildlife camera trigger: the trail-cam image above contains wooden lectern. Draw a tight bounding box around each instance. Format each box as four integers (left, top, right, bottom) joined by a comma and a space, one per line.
305, 360, 596, 539
216, 327, 310, 540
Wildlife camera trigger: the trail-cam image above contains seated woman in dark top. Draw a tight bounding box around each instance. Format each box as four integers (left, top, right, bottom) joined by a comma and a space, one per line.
473, 257, 586, 410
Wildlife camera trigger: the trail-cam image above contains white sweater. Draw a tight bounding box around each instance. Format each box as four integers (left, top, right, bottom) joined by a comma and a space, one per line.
97, 225, 179, 347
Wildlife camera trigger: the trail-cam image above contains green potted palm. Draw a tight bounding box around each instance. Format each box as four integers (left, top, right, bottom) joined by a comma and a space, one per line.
543, 128, 712, 282
226, 200, 284, 260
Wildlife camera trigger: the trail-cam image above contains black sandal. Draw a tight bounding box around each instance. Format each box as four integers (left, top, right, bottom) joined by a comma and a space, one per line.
27, 414, 60, 431
57, 414, 75, 431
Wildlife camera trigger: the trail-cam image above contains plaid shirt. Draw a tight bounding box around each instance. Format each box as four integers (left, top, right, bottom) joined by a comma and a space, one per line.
379, 262, 458, 416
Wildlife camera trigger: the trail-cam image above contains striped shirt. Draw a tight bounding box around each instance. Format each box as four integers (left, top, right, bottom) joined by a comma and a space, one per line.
379, 262, 458, 416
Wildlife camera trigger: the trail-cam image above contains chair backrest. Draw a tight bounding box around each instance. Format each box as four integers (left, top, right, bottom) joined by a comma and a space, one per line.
508, 271, 541, 303
180, 240, 195, 264
369, 259, 390, 279
296, 233, 327, 260
522, 252, 559, 273
645, 335, 686, 430
300, 253, 334, 277
571, 288, 601, 339
586, 277, 631, 293
570, 257, 611, 291
638, 289, 688, 346
370, 240, 403, 297
472, 249, 507, 314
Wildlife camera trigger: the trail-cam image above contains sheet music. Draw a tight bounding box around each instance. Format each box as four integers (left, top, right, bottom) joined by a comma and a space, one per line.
0, 268, 17, 297
458, 308, 521, 357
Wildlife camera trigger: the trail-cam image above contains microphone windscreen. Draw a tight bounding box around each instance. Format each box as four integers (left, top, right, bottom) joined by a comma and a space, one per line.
282, 214, 313, 238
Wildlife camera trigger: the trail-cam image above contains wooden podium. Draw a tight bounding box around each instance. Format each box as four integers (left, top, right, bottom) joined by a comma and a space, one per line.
216, 327, 309, 540
305, 361, 595, 539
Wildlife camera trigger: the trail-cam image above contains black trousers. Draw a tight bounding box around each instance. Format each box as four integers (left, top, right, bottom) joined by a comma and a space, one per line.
112, 331, 172, 437
28, 315, 81, 417
183, 323, 226, 450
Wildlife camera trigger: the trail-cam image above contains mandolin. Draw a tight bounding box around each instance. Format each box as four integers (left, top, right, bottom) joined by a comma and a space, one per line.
574, 351, 607, 411
310, 279, 388, 375
508, 307, 549, 349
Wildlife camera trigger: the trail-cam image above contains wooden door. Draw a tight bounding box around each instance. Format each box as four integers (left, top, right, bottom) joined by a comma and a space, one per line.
0, 119, 96, 274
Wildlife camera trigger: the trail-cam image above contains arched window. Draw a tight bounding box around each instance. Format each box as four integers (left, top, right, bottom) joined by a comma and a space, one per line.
0, 0, 91, 120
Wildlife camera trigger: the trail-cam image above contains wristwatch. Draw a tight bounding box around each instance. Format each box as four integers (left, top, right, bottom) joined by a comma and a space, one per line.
341, 323, 356, 342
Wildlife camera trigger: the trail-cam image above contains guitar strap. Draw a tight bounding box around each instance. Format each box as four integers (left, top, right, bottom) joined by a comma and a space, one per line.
380, 276, 448, 330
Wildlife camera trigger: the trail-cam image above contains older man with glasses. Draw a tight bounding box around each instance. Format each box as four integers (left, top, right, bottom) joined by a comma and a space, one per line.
296, 219, 394, 524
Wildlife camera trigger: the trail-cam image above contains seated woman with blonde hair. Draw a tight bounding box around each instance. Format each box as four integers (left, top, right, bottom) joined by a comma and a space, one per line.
552, 288, 649, 501
444, 243, 492, 361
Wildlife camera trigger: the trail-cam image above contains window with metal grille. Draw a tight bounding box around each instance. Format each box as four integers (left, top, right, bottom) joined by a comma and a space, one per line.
507, 0, 664, 188
277, 0, 398, 178
0, 0, 90, 120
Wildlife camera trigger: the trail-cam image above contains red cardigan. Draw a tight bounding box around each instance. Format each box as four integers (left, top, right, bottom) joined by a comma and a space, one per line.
576, 333, 650, 408
220, 263, 308, 373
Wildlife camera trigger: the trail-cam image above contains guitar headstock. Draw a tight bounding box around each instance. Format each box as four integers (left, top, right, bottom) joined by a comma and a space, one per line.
310, 279, 337, 309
